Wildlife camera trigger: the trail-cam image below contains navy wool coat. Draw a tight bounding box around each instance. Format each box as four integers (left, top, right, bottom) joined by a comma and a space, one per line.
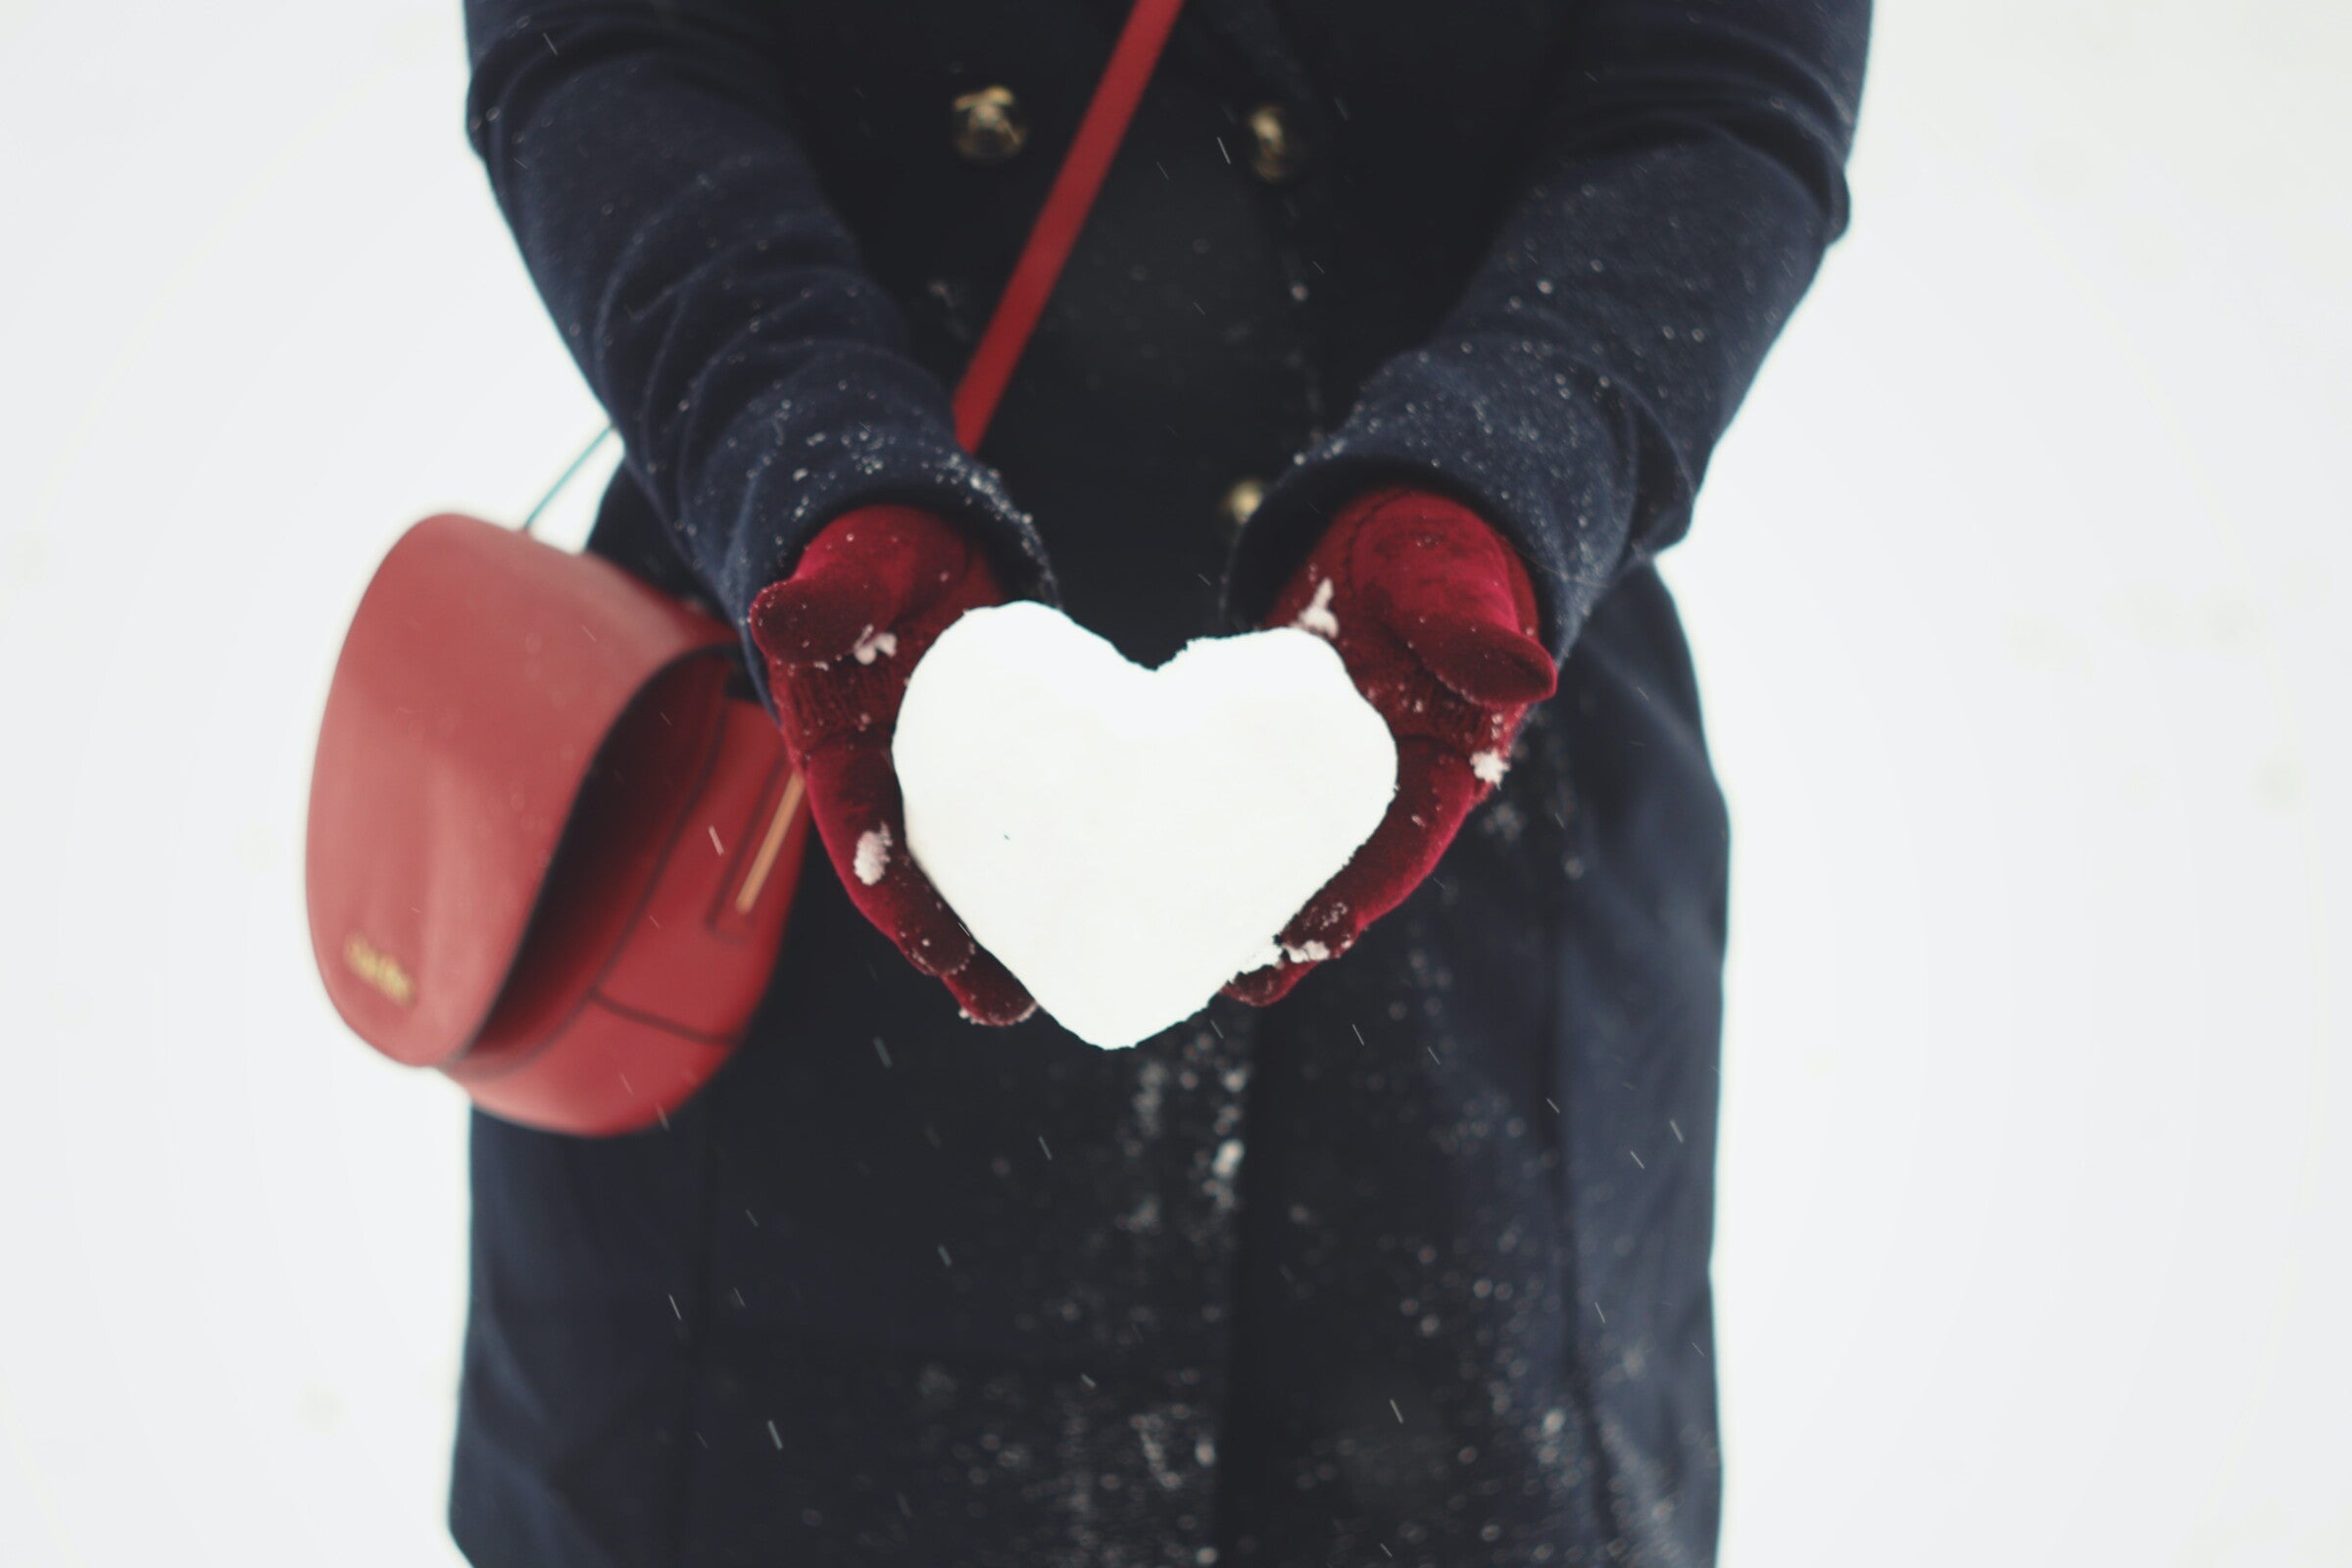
452, 2, 1866, 1564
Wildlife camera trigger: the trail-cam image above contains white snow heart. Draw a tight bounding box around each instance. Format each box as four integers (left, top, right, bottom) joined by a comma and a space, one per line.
892, 601, 1397, 1049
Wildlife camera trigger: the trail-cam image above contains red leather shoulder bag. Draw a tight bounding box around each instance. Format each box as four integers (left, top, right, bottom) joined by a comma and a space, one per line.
306, 0, 1186, 1135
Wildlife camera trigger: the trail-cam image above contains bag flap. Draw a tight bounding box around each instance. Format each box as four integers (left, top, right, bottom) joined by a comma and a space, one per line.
304, 514, 737, 1066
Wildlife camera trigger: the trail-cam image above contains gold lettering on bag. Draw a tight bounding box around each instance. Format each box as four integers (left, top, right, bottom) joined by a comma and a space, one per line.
344, 934, 416, 1007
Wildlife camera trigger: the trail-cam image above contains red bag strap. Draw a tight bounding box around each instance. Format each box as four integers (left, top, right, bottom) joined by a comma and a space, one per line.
952, 0, 1188, 452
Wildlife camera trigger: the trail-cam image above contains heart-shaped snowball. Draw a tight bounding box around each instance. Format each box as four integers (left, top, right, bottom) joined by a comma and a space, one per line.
893, 602, 1397, 1048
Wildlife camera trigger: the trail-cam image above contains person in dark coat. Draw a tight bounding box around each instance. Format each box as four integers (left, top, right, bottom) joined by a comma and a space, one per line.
450, 2, 1868, 1564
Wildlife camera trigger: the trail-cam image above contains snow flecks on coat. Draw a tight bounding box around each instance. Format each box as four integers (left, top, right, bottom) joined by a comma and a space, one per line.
817, 1012, 1255, 1568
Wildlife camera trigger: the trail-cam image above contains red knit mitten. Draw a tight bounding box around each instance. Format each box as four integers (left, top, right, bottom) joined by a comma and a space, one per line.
1225, 486, 1557, 1005
748, 506, 1035, 1024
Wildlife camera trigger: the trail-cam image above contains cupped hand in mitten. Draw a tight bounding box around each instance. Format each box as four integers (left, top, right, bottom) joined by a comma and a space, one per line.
748, 506, 1036, 1024
1224, 486, 1557, 1006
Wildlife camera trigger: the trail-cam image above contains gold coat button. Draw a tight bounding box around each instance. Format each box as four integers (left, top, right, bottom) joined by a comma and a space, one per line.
951, 86, 1028, 165
1247, 103, 1305, 183
1219, 477, 1267, 531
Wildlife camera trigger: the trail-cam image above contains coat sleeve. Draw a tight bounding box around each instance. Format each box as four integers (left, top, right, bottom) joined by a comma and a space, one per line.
463, 0, 1054, 651
1226, 0, 1871, 662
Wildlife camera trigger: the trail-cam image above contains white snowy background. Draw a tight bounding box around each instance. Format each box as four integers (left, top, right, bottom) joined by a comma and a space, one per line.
1, 1, 2345, 1562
